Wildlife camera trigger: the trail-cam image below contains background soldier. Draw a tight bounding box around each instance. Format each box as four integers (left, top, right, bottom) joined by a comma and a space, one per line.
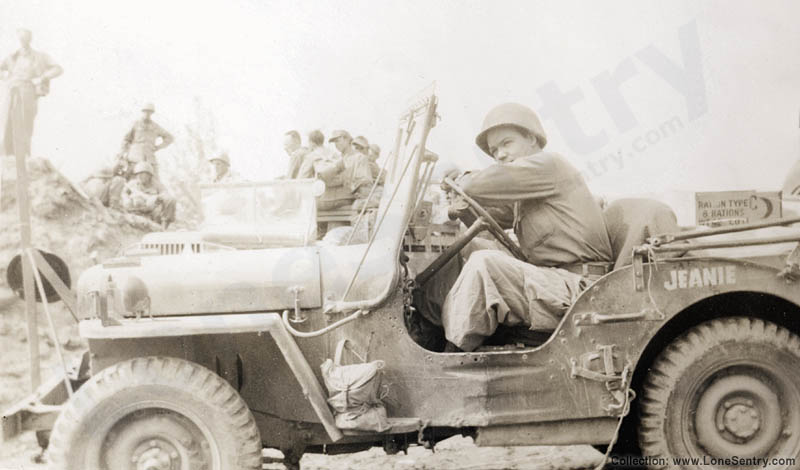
0, 29, 62, 197
121, 161, 176, 229
0, 29, 62, 158
368, 143, 384, 184
352, 135, 369, 155
330, 130, 372, 200
118, 102, 174, 183
297, 129, 333, 179
283, 130, 309, 179
207, 152, 237, 183
81, 166, 115, 207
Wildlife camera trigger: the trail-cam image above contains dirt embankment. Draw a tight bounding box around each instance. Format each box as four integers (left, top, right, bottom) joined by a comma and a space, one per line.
0, 158, 153, 461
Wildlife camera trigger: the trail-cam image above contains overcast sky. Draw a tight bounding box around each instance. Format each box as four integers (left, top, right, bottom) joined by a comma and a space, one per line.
4, 0, 800, 198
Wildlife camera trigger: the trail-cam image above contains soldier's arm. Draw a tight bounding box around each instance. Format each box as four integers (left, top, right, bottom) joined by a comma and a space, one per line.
155, 124, 174, 151
38, 53, 63, 81
448, 195, 514, 229
314, 157, 345, 187
460, 155, 556, 204
350, 155, 374, 198
0, 56, 10, 79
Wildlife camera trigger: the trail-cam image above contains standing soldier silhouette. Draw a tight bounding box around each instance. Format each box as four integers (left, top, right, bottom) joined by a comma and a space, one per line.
0, 28, 62, 196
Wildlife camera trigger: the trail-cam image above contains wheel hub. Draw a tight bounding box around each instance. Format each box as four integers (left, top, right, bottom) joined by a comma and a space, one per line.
132, 438, 182, 470
723, 402, 760, 440
695, 374, 783, 458
101, 409, 210, 470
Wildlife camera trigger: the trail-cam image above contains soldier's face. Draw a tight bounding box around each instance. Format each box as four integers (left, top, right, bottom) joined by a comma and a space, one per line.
213, 161, 228, 176
333, 137, 350, 153
17, 29, 32, 47
137, 172, 152, 185
141, 110, 154, 121
284, 135, 299, 154
485, 126, 538, 163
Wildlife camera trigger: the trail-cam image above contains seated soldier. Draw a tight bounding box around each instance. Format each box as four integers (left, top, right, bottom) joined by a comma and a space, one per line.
317, 130, 373, 210
121, 162, 177, 229
349, 136, 374, 199
207, 152, 238, 183
367, 143, 385, 185
429, 103, 613, 352
81, 166, 115, 207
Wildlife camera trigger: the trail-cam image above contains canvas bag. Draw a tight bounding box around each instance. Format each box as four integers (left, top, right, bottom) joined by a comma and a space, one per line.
320, 341, 391, 432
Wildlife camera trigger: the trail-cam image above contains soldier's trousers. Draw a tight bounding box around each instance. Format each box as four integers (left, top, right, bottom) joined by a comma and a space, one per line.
0, 82, 37, 158
425, 245, 586, 352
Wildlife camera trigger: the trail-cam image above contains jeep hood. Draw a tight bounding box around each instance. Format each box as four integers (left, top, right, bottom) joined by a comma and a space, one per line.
76, 241, 398, 318
76, 246, 323, 317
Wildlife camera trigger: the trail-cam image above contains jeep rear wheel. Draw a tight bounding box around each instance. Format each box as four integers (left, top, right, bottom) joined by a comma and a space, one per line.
639, 317, 800, 469
48, 356, 262, 470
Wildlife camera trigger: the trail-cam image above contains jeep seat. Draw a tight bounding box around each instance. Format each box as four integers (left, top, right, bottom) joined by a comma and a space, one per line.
602, 197, 682, 270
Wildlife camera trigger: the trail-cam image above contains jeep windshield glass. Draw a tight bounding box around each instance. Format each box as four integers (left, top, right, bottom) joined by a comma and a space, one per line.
199, 179, 317, 247
329, 87, 439, 307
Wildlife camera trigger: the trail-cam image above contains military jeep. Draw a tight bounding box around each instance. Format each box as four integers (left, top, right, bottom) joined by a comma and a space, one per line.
4, 88, 800, 470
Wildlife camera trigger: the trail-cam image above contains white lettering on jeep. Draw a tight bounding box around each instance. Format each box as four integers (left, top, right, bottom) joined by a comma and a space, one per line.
663, 265, 736, 290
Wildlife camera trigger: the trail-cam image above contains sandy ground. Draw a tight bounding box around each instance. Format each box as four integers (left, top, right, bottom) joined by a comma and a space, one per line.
1, 432, 603, 470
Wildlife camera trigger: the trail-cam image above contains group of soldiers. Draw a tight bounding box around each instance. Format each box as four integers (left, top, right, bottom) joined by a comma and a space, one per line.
0, 29, 681, 356
282, 128, 384, 211
82, 119, 388, 230
82, 102, 178, 228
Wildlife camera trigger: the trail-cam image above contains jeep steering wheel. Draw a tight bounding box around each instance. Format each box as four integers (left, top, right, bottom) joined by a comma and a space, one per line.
442, 177, 528, 263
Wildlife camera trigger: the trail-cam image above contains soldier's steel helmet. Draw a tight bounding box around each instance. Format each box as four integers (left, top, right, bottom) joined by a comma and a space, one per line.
328, 129, 352, 142
474, 103, 547, 156
352, 136, 369, 148
133, 162, 154, 175
141, 102, 156, 113
95, 166, 114, 179
209, 152, 230, 166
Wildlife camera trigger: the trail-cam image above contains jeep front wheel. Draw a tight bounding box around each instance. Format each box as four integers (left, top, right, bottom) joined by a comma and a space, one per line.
639, 317, 800, 468
48, 356, 262, 470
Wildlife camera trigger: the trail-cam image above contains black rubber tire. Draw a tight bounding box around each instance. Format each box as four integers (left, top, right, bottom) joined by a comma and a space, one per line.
639, 317, 800, 469
48, 356, 262, 470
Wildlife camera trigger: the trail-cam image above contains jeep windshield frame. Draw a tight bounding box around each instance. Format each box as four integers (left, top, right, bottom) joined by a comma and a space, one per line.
327, 86, 439, 312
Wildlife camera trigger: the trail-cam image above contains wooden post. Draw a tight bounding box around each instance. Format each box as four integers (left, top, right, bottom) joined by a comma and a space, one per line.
11, 98, 40, 391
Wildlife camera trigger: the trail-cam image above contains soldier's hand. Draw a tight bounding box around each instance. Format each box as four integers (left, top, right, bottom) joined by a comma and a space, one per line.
440, 169, 462, 192
446, 195, 470, 221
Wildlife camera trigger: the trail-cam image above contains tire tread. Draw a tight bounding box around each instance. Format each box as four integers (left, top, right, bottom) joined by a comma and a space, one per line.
48, 356, 262, 470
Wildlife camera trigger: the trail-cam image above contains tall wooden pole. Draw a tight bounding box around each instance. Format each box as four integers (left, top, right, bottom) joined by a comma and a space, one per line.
11, 94, 40, 391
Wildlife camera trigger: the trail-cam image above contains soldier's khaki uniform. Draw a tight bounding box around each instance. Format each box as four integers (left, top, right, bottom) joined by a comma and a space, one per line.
121, 178, 176, 227
121, 118, 174, 179
82, 167, 114, 207
0, 47, 60, 157
286, 146, 310, 179
427, 103, 613, 351
341, 147, 373, 199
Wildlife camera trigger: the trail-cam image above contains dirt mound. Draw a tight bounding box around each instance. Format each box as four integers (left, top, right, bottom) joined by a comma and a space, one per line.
0, 157, 159, 290
0, 157, 161, 416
